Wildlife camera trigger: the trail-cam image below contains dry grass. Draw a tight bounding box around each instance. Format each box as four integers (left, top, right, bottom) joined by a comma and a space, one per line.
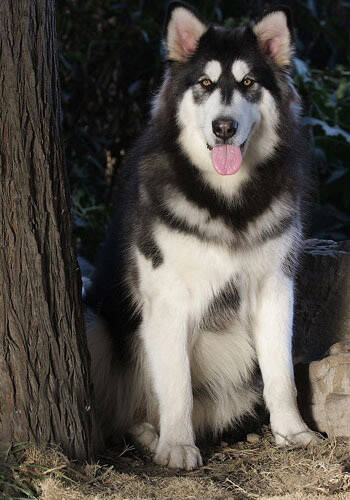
1, 427, 349, 500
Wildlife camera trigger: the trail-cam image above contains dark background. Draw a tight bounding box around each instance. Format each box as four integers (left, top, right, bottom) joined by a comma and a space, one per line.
57, 0, 350, 262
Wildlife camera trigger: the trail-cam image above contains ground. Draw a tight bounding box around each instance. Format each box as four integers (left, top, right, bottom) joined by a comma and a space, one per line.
1, 427, 349, 500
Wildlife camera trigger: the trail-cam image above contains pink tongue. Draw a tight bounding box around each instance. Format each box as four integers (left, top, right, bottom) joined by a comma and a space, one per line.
211, 145, 242, 175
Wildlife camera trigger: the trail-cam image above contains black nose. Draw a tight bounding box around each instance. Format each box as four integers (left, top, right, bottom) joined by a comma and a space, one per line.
212, 118, 238, 139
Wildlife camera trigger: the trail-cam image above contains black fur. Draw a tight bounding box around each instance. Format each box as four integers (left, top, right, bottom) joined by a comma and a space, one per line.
199, 280, 240, 332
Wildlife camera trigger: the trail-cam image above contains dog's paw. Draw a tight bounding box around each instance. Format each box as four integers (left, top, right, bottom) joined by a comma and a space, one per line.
154, 442, 203, 470
273, 426, 322, 448
271, 409, 323, 449
130, 422, 159, 452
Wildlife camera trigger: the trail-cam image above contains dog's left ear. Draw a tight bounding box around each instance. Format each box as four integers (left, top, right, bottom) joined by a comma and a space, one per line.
164, 2, 208, 62
253, 8, 294, 67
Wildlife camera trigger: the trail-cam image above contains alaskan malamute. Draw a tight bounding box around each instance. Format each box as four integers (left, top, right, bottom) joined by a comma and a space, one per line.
85, 1, 317, 470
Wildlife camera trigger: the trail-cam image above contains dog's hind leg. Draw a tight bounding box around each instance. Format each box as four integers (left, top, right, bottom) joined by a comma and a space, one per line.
130, 422, 159, 452
254, 273, 319, 447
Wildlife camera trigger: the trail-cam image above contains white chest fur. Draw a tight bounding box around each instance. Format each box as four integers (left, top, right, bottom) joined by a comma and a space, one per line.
135, 222, 294, 330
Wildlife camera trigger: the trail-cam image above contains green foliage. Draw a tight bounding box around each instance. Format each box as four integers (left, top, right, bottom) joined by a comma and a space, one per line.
297, 64, 350, 207
58, 0, 164, 260
0, 442, 81, 500
1, 443, 38, 499
57, 1, 350, 259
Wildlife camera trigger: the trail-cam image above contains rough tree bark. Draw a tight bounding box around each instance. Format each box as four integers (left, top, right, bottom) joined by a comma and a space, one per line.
0, 1, 98, 459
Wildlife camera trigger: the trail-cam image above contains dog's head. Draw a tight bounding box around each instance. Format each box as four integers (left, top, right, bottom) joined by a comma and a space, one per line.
154, 2, 299, 181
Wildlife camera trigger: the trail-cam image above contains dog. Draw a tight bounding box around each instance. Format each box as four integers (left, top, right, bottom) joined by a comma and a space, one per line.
85, 1, 318, 470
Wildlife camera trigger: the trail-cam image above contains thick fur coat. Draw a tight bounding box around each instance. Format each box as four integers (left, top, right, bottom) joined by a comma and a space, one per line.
85, 2, 317, 470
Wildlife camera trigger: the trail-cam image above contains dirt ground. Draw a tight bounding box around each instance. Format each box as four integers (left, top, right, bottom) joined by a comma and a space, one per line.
1, 426, 350, 500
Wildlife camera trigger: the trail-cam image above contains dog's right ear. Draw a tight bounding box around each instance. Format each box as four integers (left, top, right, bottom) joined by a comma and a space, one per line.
164, 2, 208, 62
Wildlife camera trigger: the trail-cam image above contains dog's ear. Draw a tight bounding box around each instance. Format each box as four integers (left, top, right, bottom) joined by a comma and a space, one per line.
253, 8, 294, 67
164, 2, 208, 62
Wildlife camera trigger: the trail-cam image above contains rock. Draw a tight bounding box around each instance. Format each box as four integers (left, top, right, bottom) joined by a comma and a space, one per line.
292, 241, 350, 437
293, 239, 350, 364
299, 341, 350, 437
329, 341, 350, 355
246, 433, 260, 443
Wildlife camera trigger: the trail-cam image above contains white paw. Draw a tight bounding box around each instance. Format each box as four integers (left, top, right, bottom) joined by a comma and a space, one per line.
130, 422, 159, 452
273, 425, 321, 448
270, 409, 323, 448
154, 442, 203, 470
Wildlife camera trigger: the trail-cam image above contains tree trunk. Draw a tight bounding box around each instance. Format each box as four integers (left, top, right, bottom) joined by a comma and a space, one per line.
0, 1, 98, 459
293, 239, 350, 363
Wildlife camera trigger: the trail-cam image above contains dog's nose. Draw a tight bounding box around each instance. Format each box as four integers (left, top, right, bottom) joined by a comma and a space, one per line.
212, 119, 238, 139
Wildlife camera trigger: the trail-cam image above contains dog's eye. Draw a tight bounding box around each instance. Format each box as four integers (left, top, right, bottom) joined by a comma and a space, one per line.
242, 77, 255, 88
200, 78, 213, 89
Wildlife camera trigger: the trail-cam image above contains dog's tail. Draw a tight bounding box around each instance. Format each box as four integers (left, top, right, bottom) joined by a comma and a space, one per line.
79, 256, 145, 441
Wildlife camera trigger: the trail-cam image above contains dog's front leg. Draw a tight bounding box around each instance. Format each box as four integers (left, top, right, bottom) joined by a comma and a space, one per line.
254, 272, 317, 447
140, 296, 202, 470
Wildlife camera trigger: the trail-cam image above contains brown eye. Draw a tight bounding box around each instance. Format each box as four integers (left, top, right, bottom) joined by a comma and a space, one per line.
242, 77, 254, 88
200, 78, 213, 88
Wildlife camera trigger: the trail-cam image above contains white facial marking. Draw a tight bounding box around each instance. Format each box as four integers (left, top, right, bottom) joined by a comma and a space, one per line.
177, 88, 213, 172
231, 60, 250, 82
194, 86, 259, 151
177, 88, 256, 198
204, 60, 222, 82
243, 88, 279, 167
177, 70, 281, 198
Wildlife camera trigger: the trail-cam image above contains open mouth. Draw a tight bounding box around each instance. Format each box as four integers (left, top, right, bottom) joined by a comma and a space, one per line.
206, 140, 246, 152
206, 140, 247, 176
